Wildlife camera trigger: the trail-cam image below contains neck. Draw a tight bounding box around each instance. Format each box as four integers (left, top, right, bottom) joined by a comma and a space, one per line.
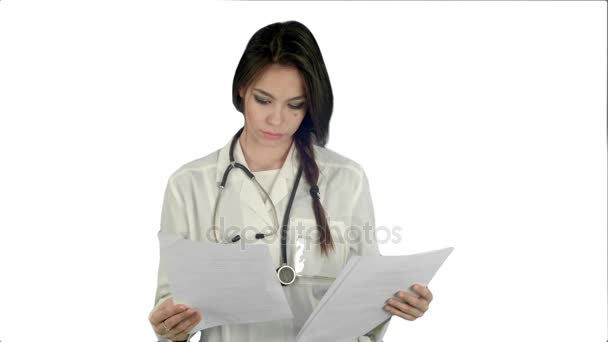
239, 130, 293, 172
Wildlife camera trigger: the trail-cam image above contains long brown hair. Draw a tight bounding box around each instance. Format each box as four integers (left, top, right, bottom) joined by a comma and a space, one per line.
232, 21, 335, 256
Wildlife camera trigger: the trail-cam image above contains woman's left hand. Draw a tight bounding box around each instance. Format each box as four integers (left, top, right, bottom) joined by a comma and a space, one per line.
383, 283, 433, 321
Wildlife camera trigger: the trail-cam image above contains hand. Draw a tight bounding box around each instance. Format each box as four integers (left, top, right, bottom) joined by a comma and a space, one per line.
149, 297, 203, 341
383, 283, 433, 321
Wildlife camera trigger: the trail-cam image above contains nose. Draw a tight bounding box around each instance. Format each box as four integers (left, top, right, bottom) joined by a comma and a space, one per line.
266, 105, 286, 126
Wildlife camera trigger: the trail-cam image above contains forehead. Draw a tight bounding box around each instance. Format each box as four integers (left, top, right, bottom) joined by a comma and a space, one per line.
251, 64, 305, 96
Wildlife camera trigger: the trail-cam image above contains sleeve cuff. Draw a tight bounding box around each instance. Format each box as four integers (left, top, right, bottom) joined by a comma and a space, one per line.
361, 316, 392, 342
155, 330, 196, 342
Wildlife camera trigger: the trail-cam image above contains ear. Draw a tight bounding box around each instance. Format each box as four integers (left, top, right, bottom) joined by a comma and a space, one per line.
239, 87, 245, 99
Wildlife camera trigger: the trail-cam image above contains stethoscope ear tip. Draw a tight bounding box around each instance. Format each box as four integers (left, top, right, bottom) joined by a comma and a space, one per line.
231, 235, 241, 243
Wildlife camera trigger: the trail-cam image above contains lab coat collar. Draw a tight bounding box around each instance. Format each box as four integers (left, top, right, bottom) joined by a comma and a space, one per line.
215, 132, 300, 228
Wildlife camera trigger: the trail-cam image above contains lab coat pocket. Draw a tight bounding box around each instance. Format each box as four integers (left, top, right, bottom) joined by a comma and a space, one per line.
290, 217, 349, 280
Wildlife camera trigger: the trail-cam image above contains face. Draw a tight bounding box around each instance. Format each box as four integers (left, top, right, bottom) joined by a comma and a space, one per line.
239, 63, 307, 147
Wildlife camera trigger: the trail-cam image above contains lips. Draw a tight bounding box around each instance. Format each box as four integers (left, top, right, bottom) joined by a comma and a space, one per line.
262, 131, 282, 137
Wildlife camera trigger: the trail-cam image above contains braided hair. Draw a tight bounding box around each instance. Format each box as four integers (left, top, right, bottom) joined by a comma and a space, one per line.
232, 21, 335, 255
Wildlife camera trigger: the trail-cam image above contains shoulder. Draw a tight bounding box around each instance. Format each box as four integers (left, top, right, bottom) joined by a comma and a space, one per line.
313, 144, 368, 185
163, 146, 221, 190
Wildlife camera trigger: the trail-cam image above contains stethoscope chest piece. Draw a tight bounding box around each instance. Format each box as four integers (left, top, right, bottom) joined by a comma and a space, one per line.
216, 126, 314, 287
276, 264, 296, 286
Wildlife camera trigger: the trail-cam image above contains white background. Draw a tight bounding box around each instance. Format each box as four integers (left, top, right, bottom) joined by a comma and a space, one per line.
0, 1, 606, 341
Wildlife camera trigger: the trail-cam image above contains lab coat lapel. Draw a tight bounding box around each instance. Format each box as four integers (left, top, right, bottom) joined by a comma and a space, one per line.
215, 133, 299, 229
260, 140, 297, 207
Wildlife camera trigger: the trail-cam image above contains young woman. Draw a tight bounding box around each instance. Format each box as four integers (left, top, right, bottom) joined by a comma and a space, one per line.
148, 20, 434, 342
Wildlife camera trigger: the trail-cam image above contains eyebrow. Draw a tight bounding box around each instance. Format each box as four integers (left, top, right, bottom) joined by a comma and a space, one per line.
253, 88, 306, 101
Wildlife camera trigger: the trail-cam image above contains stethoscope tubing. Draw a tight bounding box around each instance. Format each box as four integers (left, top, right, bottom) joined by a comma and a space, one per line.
212, 127, 303, 285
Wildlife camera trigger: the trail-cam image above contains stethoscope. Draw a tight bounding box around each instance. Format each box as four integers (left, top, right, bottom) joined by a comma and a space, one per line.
212, 127, 320, 286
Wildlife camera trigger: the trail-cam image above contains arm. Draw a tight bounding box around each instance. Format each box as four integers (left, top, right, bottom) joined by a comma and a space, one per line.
150, 174, 196, 342
347, 165, 392, 342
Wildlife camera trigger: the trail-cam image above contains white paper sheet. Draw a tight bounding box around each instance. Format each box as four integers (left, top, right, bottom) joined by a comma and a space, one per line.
295, 246, 454, 342
158, 231, 294, 333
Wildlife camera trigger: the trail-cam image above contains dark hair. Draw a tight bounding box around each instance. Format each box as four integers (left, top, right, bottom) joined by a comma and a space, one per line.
232, 20, 335, 256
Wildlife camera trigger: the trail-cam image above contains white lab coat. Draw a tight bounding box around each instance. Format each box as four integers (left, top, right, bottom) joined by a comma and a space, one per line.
150, 134, 392, 342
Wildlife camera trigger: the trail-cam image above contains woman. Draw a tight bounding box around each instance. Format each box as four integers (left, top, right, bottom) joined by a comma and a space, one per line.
148, 20, 434, 342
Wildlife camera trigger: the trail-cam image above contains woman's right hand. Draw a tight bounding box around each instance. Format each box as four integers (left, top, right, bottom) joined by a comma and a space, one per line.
149, 297, 203, 341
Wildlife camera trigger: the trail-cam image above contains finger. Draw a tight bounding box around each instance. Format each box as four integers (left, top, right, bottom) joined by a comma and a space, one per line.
173, 311, 201, 337
387, 297, 424, 318
149, 302, 188, 326
149, 298, 175, 325
384, 303, 417, 321
154, 307, 192, 336
396, 291, 429, 312
175, 312, 201, 337
411, 284, 433, 303
164, 307, 196, 332
173, 331, 189, 342
153, 315, 179, 337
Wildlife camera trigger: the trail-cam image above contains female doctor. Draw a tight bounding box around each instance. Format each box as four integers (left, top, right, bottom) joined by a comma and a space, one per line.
148, 20, 434, 342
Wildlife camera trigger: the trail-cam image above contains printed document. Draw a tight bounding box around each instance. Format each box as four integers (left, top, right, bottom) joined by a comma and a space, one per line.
295, 247, 454, 342
158, 231, 294, 333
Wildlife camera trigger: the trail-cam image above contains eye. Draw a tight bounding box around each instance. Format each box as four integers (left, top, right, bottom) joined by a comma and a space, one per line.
254, 95, 270, 105
255, 95, 305, 110
289, 103, 305, 110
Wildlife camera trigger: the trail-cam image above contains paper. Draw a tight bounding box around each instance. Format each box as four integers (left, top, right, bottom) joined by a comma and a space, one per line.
158, 231, 294, 333
295, 246, 454, 342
